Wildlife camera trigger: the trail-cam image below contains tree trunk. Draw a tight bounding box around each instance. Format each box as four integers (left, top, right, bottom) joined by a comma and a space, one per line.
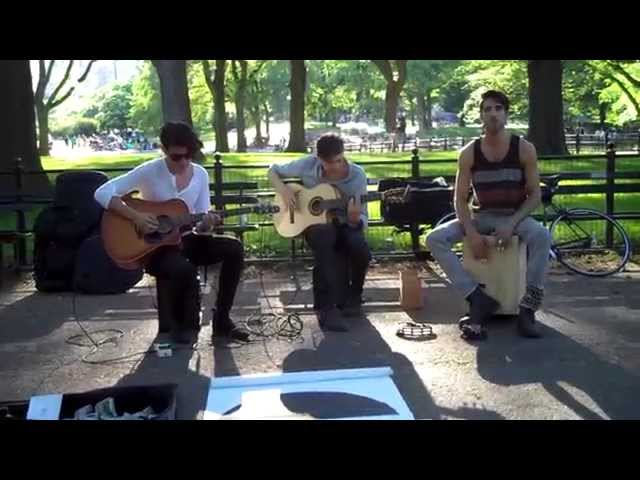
425, 91, 433, 129
287, 60, 307, 152
527, 60, 568, 155
252, 106, 263, 145
416, 94, 427, 132
264, 102, 270, 138
0, 60, 50, 196
36, 103, 50, 156
384, 82, 401, 133
372, 61, 407, 133
233, 60, 248, 153
213, 60, 229, 153
408, 97, 416, 127
599, 102, 608, 129
152, 60, 193, 125
152, 60, 205, 162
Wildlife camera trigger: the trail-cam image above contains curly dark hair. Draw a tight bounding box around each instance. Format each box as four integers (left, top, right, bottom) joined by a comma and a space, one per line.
160, 121, 203, 153
316, 133, 344, 158
479, 90, 510, 114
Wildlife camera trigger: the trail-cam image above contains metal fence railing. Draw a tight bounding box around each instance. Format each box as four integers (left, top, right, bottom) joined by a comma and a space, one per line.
1, 145, 639, 266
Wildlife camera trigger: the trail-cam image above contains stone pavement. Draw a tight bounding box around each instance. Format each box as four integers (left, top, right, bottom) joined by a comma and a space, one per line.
1, 260, 639, 420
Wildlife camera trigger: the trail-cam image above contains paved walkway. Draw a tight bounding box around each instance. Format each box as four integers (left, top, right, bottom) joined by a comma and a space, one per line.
1, 260, 639, 419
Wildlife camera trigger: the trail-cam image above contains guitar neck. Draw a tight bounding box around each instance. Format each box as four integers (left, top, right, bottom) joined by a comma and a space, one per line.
173, 206, 257, 228
321, 192, 382, 211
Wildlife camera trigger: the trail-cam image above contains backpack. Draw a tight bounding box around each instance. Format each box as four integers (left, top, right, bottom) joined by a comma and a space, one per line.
379, 177, 453, 227
73, 235, 143, 294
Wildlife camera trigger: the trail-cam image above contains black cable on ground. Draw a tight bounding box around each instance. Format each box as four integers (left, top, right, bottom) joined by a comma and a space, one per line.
240, 266, 304, 342
66, 289, 155, 365
65, 233, 306, 366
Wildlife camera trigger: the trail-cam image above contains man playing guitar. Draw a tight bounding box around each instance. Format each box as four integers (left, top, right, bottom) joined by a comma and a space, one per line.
94, 122, 250, 344
268, 133, 370, 332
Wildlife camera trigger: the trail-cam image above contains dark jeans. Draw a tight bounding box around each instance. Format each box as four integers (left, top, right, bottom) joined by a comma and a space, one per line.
305, 223, 371, 310
146, 233, 244, 329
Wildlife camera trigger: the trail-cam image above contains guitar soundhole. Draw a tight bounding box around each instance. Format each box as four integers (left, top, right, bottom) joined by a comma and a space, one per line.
309, 197, 324, 216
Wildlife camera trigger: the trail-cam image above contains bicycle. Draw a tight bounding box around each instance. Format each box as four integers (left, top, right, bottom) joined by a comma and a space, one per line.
432, 174, 632, 277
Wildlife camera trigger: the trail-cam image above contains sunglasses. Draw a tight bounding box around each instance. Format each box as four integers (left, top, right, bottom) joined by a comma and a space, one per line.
168, 152, 192, 162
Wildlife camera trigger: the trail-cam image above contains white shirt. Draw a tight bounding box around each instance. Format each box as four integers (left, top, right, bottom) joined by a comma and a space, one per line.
94, 157, 211, 214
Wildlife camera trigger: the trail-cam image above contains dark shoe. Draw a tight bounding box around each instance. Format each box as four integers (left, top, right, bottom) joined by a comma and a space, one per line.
458, 315, 488, 341
340, 297, 364, 317
467, 287, 500, 326
517, 307, 542, 338
215, 323, 251, 342
317, 307, 349, 332
213, 311, 250, 342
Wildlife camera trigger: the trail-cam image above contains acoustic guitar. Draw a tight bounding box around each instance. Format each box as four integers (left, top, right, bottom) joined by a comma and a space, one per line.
101, 193, 278, 269
273, 183, 406, 238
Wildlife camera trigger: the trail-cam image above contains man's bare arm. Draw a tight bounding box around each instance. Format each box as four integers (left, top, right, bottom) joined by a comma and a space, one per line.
453, 143, 490, 259
454, 145, 477, 236
509, 140, 542, 228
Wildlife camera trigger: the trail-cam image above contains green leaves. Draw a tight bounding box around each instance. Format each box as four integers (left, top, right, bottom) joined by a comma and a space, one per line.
93, 82, 133, 131
129, 61, 162, 134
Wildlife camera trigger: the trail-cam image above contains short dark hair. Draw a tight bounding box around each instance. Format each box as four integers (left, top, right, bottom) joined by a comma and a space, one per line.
316, 133, 344, 158
160, 121, 203, 153
480, 90, 510, 114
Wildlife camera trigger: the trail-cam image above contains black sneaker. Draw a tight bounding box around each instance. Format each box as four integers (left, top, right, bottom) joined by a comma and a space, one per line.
317, 307, 349, 332
517, 307, 542, 338
213, 312, 250, 342
467, 287, 500, 326
340, 297, 364, 317
171, 329, 197, 345
215, 323, 251, 342
458, 315, 488, 341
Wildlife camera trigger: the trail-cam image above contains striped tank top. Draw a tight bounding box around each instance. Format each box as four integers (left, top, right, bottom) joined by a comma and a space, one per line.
471, 135, 526, 212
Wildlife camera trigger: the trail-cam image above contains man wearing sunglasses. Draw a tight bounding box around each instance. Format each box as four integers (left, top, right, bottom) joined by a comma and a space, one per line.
95, 122, 250, 344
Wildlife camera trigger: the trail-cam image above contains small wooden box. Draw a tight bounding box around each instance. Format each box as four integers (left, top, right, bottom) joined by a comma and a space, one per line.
399, 269, 424, 310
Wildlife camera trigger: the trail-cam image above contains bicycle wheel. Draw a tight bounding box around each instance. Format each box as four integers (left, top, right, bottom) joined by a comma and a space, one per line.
550, 208, 632, 277
434, 211, 457, 229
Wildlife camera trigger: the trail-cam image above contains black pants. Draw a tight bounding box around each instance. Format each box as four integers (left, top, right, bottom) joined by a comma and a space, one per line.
146, 234, 244, 328
305, 223, 371, 310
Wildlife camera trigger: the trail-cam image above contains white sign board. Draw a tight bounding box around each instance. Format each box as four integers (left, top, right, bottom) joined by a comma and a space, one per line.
204, 367, 414, 420
27, 394, 63, 420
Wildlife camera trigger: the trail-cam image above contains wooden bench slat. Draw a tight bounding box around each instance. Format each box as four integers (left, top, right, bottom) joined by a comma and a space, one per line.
209, 182, 259, 190
212, 195, 260, 205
